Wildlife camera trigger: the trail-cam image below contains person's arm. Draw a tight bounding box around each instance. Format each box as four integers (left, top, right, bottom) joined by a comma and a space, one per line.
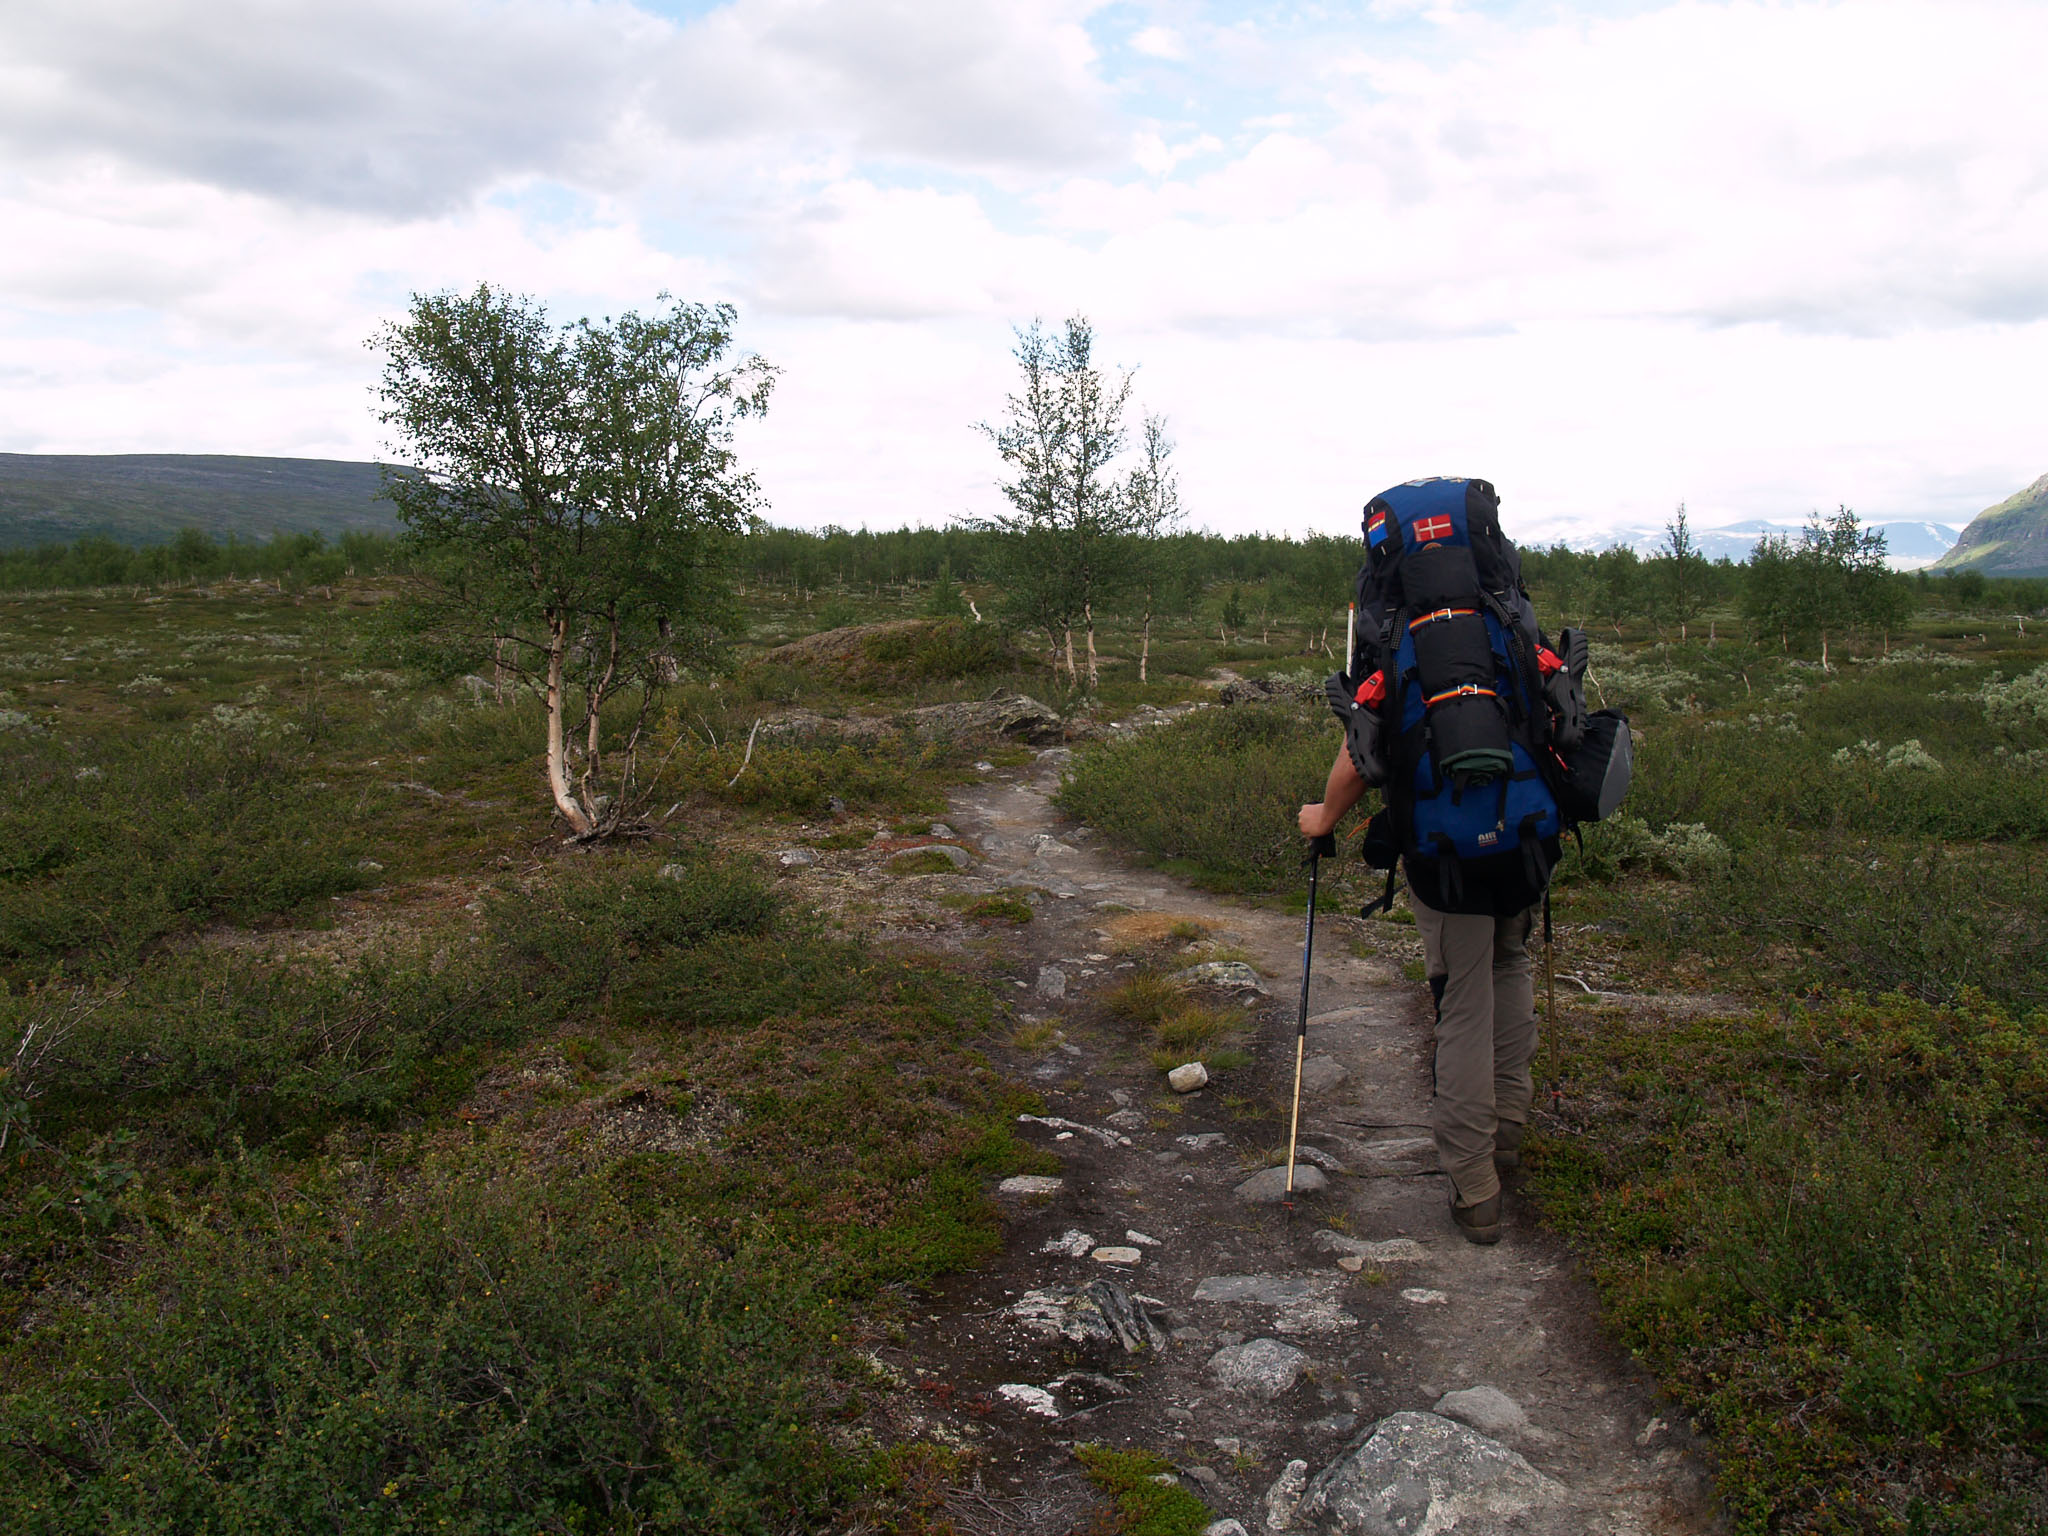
1298, 741, 1368, 838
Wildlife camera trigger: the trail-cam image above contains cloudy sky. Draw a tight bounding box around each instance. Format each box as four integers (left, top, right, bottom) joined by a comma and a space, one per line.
2, 0, 2043, 541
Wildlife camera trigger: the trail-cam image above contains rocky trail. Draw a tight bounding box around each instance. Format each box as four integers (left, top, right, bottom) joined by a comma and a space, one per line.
785, 722, 1723, 1535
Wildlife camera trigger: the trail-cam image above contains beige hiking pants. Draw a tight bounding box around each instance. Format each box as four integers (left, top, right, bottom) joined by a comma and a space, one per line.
1410, 891, 1539, 1207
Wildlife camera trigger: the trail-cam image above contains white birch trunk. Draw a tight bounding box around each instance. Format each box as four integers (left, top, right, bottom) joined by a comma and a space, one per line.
1139, 610, 1151, 684
1084, 603, 1099, 689
544, 616, 594, 837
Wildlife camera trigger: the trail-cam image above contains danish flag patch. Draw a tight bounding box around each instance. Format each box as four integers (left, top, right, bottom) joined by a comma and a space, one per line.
1412, 515, 1455, 544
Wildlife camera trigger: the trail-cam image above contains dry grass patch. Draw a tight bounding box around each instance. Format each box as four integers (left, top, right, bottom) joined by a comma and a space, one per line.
1100, 911, 1216, 951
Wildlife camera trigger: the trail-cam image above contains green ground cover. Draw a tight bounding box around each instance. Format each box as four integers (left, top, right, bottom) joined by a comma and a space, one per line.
1058, 609, 2048, 1532
0, 582, 1063, 1532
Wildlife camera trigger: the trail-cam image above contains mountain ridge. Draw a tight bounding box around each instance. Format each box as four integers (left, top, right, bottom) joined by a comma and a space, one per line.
0, 453, 406, 548
1929, 474, 2048, 578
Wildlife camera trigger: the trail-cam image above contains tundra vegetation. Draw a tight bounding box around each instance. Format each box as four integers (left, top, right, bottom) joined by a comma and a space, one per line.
2, 296, 2044, 1529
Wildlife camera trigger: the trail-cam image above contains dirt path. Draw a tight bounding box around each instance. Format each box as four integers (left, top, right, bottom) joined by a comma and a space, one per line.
834, 733, 1724, 1533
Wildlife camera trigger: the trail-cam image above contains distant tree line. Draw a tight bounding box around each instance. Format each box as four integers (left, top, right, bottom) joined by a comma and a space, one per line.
8, 510, 2044, 638
0, 526, 404, 592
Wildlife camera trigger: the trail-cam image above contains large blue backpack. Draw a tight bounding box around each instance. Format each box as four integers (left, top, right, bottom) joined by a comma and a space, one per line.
1340, 477, 1564, 913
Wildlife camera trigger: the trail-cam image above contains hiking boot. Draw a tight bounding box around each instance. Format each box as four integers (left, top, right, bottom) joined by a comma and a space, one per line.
1494, 1119, 1527, 1171
1451, 1192, 1501, 1245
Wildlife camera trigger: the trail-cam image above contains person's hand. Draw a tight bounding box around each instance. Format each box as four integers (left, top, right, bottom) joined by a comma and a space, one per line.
1298, 801, 1335, 838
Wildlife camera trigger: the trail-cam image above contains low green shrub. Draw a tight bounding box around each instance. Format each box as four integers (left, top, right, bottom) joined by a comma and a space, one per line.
1057, 703, 1332, 892
1534, 992, 2048, 1531
0, 1160, 846, 1535
0, 729, 370, 977
1074, 1444, 1213, 1535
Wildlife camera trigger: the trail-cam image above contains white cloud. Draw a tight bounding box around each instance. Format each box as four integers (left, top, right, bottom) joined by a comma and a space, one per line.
1130, 25, 1185, 60
0, 0, 2043, 537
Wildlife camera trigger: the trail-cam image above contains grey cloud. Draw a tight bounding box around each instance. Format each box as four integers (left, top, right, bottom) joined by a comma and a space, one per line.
0, 0, 1118, 217
649, 0, 1116, 170
0, 0, 647, 216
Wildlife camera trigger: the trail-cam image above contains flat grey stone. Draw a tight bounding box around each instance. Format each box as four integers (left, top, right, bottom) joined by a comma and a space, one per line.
1168, 1061, 1210, 1093
1036, 965, 1067, 999
1433, 1385, 1529, 1438
997, 1175, 1063, 1196
1312, 1233, 1429, 1264
1106, 1108, 1149, 1131
1293, 1144, 1349, 1174
1234, 1164, 1328, 1203
1206, 1338, 1309, 1400
1297, 1411, 1565, 1533
1203, 1522, 1250, 1536
1193, 1273, 1336, 1305
1174, 960, 1268, 992
927, 842, 973, 868
1039, 1228, 1093, 1257
1178, 1132, 1227, 1151
928, 822, 957, 837
1304, 1411, 1359, 1437
774, 847, 817, 867
1091, 1246, 1142, 1265
1300, 1054, 1349, 1093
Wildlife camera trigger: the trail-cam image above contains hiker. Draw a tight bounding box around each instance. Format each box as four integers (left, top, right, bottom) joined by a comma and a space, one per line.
1298, 477, 1622, 1246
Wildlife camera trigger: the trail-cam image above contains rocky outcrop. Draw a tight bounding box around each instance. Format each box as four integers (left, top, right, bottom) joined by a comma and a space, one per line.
1294, 1411, 1565, 1533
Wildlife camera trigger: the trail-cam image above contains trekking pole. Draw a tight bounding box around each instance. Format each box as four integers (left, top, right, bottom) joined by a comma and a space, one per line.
1286, 831, 1338, 1211
1345, 603, 1356, 677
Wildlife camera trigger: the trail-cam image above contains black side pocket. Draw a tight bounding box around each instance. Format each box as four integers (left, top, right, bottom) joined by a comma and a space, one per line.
1428, 690, 1513, 783
1411, 610, 1493, 691
1401, 542, 1481, 609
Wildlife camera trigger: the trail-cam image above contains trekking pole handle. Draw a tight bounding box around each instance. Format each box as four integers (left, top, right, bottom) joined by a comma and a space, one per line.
1306, 832, 1336, 863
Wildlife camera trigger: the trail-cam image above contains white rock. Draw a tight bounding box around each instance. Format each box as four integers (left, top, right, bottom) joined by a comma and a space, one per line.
1125, 1229, 1161, 1247
1036, 965, 1068, 1000
1273, 1298, 1360, 1335
1039, 1229, 1094, 1257
1177, 1132, 1227, 1151
1173, 960, 1268, 992
1292, 1144, 1348, 1174
928, 822, 957, 837
657, 862, 689, 879
1295, 1412, 1565, 1532
1400, 1287, 1449, 1306
1106, 1108, 1148, 1131
996, 1383, 1060, 1417
355, 858, 384, 873
775, 847, 818, 867
997, 1175, 1063, 1196
1206, 1338, 1309, 1400
1203, 1521, 1251, 1536
1264, 1458, 1310, 1531
1432, 1385, 1529, 1438
1091, 1246, 1142, 1265
1233, 1165, 1327, 1203
973, 760, 995, 772
1167, 1061, 1209, 1093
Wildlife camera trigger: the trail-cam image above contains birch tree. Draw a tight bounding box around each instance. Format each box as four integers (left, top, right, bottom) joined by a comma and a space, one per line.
975, 316, 1153, 690
375, 285, 773, 839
